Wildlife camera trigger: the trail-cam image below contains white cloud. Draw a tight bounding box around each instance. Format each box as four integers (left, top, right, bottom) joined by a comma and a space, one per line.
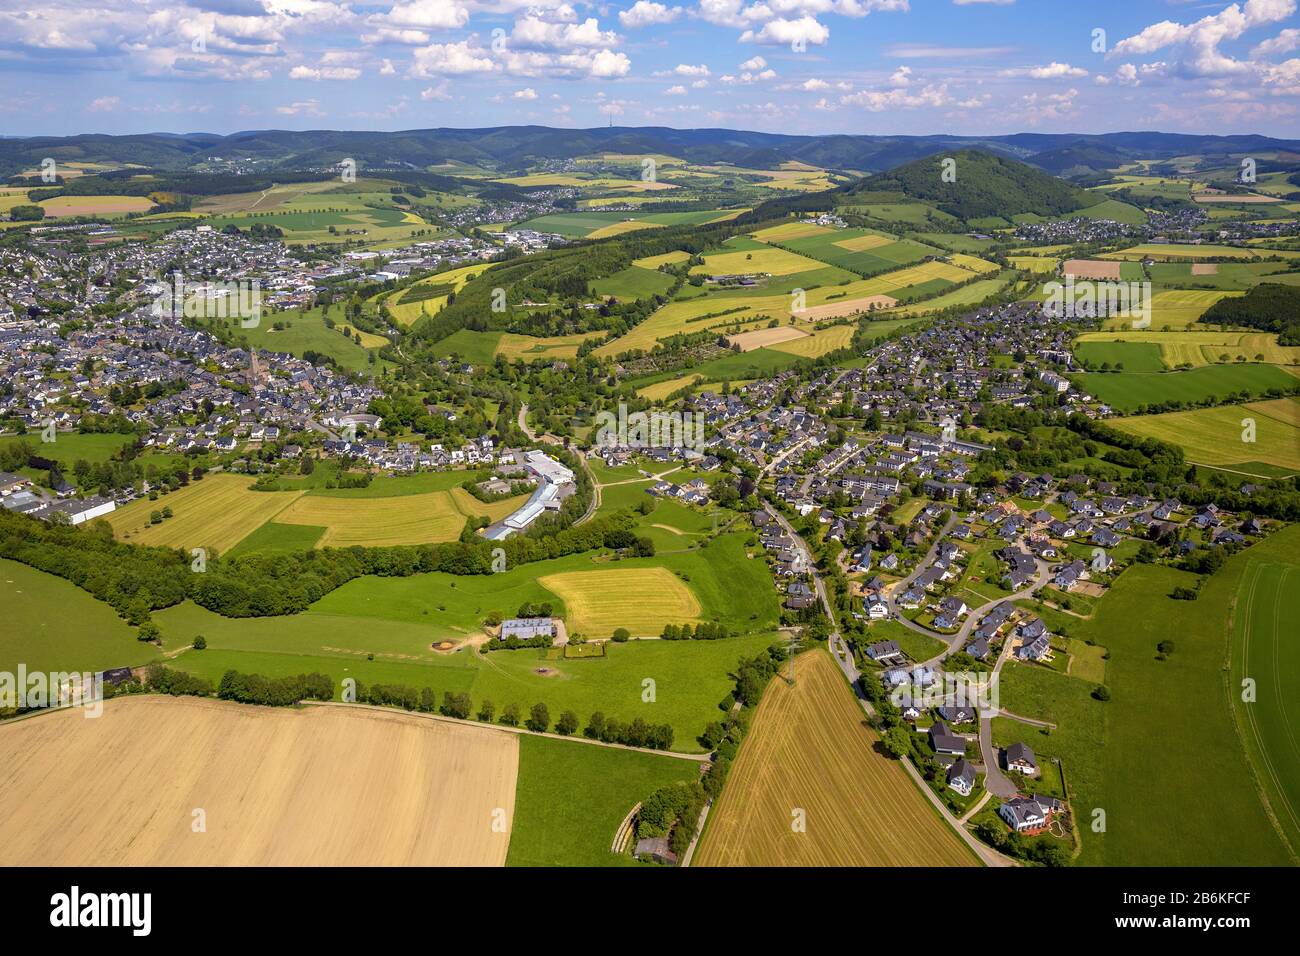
1253, 27, 1300, 57
1111, 0, 1296, 78
289, 64, 362, 80
510, 16, 620, 51
740, 16, 830, 47
512, 86, 538, 99
666, 84, 688, 94
410, 40, 497, 75
87, 96, 120, 112
619, 1, 683, 28
739, 55, 767, 71
999, 62, 1088, 79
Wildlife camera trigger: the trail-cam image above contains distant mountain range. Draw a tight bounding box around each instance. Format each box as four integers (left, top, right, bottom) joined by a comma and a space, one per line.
3, 127, 1299, 178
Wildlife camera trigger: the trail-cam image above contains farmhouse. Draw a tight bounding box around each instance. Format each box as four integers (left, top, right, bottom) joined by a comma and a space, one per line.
500, 618, 559, 642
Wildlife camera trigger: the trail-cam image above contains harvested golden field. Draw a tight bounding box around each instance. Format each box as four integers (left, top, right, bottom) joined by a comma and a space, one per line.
632, 250, 691, 269
0, 697, 518, 866
724, 325, 809, 351
108, 474, 303, 553
751, 222, 835, 242
798, 295, 898, 321
768, 323, 856, 357
949, 253, 1000, 274
1010, 256, 1059, 273
537, 566, 702, 638
275, 487, 527, 547
1100, 289, 1241, 330
695, 650, 979, 867
1063, 259, 1122, 280
691, 246, 826, 278
39, 195, 155, 218
833, 232, 893, 252
637, 373, 705, 401
384, 263, 486, 326
495, 331, 594, 361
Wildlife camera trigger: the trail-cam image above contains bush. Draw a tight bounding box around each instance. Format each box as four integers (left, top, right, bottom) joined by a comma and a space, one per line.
192, 635, 207, 650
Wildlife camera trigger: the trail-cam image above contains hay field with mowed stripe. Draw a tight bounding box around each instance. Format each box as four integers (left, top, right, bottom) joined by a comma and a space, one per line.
536, 567, 703, 638
107, 474, 304, 553
1109, 398, 1300, 474
1076, 329, 1300, 367
275, 487, 527, 547
0, 696, 518, 866
695, 650, 979, 867
1100, 289, 1241, 330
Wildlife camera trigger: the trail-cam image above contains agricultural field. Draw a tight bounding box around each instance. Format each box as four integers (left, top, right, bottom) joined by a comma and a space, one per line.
1102, 243, 1300, 261
107, 474, 305, 554
690, 245, 828, 278
775, 228, 937, 275
1109, 398, 1300, 476
0, 558, 146, 675
1072, 363, 1299, 412
536, 567, 703, 638
1076, 329, 1300, 367
0, 431, 136, 467
590, 264, 676, 300
0, 697, 518, 865
38, 195, 154, 218
274, 486, 526, 548
1100, 289, 1242, 329
1073, 341, 1166, 372
507, 735, 700, 867
196, 180, 441, 247
596, 261, 966, 357
767, 323, 857, 357
383, 264, 486, 326
998, 549, 1299, 866
516, 209, 736, 240
695, 649, 978, 866
1229, 531, 1300, 858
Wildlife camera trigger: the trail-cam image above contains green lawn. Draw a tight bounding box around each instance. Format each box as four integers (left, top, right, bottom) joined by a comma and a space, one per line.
1073, 363, 1298, 412
590, 265, 676, 300
1073, 341, 1166, 373
0, 558, 147, 675
507, 734, 699, 866
1, 432, 136, 469
999, 549, 1296, 866
224, 521, 325, 557
1228, 527, 1300, 858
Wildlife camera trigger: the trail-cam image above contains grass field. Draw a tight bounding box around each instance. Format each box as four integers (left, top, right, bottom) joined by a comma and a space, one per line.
0, 431, 136, 468
1074, 340, 1166, 372
1077, 329, 1300, 367
39, 195, 154, 218
1072, 363, 1298, 412
1229, 532, 1300, 858
385, 264, 486, 326
536, 567, 703, 638
236, 306, 386, 372
1109, 398, 1300, 475
1103, 243, 1300, 261
0, 558, 146, 674
274, 486, 526, 547
998, 548, 1298, 866
0, 697, 518, 865
507, 734, 699, 866
107, 474, 304, 554
695, 649, 978, 866
767, 323, 857, 357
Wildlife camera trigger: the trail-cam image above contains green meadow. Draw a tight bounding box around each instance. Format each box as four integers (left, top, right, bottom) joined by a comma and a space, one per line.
507, 735, 700, 866
1073, 363, 1297, 411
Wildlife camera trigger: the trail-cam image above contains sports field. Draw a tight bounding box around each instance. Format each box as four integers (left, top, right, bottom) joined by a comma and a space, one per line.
536, 566, 703, 638
1109, 398, 1300, 475
1230, 535, 1300, 858
695, 650, 978, 866
275, 487, 526, 547
0, 697, 518, 865
107, 474, 304, 554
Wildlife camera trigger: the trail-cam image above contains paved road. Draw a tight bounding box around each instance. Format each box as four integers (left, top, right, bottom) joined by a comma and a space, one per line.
977, 633, 1022, 799
761, 502, 1014, 868
517, 402, 536, 441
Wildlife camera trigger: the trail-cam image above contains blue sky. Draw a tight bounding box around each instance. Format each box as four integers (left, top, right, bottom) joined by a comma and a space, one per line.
2, 0, 1299, 137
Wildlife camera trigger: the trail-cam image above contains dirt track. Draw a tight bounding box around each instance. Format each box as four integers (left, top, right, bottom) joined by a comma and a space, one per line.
0, 696, 518, 866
